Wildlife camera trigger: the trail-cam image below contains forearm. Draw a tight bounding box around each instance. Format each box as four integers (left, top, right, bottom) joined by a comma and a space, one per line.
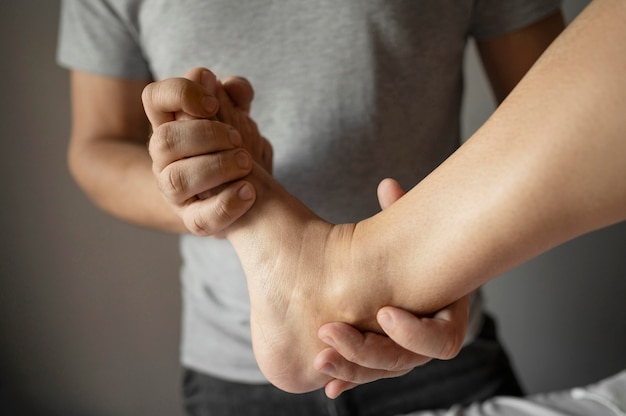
354, 0, 626, 314
167, 1, 626, 392
68, 71, 186, 233
69, 136, 186, 233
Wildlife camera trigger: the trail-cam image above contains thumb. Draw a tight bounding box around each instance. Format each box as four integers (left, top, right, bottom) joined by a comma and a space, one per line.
175, 67, 219, 121
377, 178, 405, 210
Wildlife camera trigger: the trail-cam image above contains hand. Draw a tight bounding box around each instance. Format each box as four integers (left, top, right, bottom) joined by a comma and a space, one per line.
315, 297, 470, 398
314, 179, 471, 398
221, 169, 471, 393
143, 67, 271, 235
214, 76, 273, 174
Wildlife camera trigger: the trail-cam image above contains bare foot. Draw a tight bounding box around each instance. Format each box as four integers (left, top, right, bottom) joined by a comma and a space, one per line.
213, 82, 356, 391
224, 167, 373, 392
146, 69, 444, 393
216, 82, 428, 393
217, 90, 402, 393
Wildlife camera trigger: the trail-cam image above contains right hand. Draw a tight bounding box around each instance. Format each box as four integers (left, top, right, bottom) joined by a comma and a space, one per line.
314, 179, 471, 398
316, 296, 470, 398
143, 67, 271, 236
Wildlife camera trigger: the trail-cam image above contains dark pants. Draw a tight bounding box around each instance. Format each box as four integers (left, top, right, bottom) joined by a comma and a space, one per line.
182, 314, 523, 416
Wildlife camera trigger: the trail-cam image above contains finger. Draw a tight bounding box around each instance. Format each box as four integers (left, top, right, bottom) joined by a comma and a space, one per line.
215, 83, 259, 144
215, 84, 265, 162
316, 323, 431, 372
175, 67, 220, 121
222, 76, 254, 113
157, 149, 252, 206
215, 83, 238, 127
261, 137, 274, 174
142, 72, 219, 128
181, 180, 255, 236
314, 346, 413, 390
182, 67, 217, 92
324, 379, 358, 399
377, 178, 405, 210
377, 296, 470, 360
149, 120, 242, 173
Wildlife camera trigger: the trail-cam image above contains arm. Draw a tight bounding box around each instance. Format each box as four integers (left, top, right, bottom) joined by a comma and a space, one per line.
67, 69, 259, 234
314, 180, 471, 398
145, 71, 470, 393
315, 9, 567, 398
350, 0, 626, 311
147, 0, 626, 394
67, 72, 180, 230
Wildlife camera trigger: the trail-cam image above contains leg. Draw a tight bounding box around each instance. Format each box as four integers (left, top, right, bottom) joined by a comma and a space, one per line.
216, 84, 396, 393
216, 81, 459, 394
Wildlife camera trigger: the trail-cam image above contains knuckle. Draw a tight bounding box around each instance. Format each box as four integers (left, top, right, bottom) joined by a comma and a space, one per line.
336, 333, 366, 364
212, 197, 236, 226
185, 213, 211, 236
178, 79, 193, 104
338, 363, 361, 383
149, 124, 177, 159
158, 165, 187, 198
395, 329, 421, 352
141, 82, 156, 107
144, 80, 179, 114
342, 348, 361, 364
436, 333, 464, 360
185, 198, 235, 237
204, 120, 229, 147
386, 354, 408, 372
211, 153, 228, 177
179, 79, 206, 115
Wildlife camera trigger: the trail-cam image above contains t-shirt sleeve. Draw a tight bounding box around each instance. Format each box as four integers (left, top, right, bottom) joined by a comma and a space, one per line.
469, 0, 562, 40
56, 0, 152, 79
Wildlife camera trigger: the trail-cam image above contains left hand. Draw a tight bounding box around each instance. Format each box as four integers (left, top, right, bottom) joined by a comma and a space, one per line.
144, 67, 272, 236
313, 178, 471, 399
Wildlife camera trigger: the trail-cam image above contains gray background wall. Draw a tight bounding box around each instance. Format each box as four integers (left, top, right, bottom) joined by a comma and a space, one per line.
1, 1, 623, 415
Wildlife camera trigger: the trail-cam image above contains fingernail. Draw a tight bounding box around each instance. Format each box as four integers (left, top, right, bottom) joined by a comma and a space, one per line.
229, 128, 242, 147
235, 151, 251, 169
237, 183, 253, 201
202, 95, 218, 115
378, 312, 393, 330
319, 363, 335, 375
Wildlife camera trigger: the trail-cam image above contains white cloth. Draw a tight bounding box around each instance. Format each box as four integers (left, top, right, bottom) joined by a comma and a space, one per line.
405, 370, 626, 416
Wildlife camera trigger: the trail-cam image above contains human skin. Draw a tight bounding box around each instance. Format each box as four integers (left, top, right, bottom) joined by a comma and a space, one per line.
144, 69, 273, 237
67, 4, 564, 396
67, 8, 563, 237
146, 68, 474, 392
219, 0, 626, 393
143, 11, 564, 391
318, 0, 626, 396
68, 69, 260, 234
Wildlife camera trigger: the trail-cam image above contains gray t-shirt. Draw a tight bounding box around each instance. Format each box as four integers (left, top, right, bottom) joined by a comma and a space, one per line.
58, 0, 560, 383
